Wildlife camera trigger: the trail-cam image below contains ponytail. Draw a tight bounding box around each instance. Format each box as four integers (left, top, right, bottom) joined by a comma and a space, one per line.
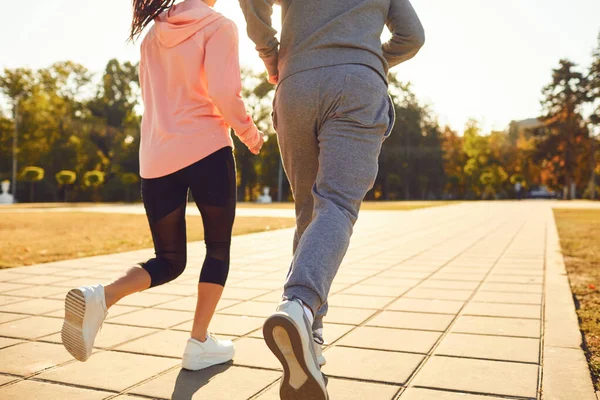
130, 0, 175, 41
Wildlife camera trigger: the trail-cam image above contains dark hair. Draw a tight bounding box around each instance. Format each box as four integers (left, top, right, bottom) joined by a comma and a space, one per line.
130, 0, 175, 41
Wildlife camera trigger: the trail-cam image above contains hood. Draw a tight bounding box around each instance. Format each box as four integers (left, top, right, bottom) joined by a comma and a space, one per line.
154, 0, 224, 48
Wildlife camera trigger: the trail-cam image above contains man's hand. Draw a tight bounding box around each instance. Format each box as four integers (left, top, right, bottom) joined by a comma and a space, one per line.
268, 75, 279, 85
249, 133, 265, 155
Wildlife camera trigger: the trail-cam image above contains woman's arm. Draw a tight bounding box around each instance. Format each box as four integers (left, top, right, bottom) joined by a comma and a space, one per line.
204, 21, 262, 151
238, 0, 279, 79
383, 0, 426, 68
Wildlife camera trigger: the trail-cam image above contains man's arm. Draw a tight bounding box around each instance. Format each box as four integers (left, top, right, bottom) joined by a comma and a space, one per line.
239, 0, 279, 79
383, 0, 425, 68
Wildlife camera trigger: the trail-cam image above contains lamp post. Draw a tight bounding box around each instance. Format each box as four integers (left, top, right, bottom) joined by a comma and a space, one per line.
590, 124, 600, 200
11, 96, 20, 203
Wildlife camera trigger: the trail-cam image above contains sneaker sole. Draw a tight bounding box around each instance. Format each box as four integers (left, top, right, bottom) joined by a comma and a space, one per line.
264, 315, 327, 400
181, 350, 236, 371
61, 289, 91, 362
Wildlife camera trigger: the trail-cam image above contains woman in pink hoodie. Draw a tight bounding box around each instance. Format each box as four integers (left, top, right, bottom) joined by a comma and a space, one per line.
61, 0, 263, 371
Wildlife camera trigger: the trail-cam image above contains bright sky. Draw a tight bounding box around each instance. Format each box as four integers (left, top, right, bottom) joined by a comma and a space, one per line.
1, 0, 599, 132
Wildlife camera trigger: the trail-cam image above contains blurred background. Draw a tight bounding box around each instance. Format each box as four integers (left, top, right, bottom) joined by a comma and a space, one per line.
0, 0, 599, 203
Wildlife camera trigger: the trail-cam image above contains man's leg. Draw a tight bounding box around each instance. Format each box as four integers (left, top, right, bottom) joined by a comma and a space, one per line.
283, 65, 392, 316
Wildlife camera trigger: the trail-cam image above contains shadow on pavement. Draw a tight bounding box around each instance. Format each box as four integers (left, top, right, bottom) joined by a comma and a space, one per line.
171, 362, 233, 400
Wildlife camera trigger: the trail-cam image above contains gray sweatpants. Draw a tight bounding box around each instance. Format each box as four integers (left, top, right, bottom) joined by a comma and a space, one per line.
273, 64, 394, 330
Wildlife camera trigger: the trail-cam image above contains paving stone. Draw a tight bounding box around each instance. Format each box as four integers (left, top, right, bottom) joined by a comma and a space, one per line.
116, 292, 181, 307
0, 375, 18, 386
7, 275, 70, 285
221, 287, 270, 301
0, 316, 62, 339
323, 346, 423, 384
327, 294, 395, 310
435, 333, 540, 363
131, 365, 279, 399
543, 346, 597, 400
41, 323, 158, 349
0, 337, 21, 349
471, 291, 542, 305
412, 356, 538, 398
322, 307, 377, 325
0, 282, 31, 294
332, 275, 365, 285
230, 280, 281, 290
2, 285, 66, 299
404, 288, 473, 301
479, 282, 543, 293
419, 280, 480, 290
341, 284, 412, 297
0, 380, 110, 400
486, 274, 543, 284
233, 337, 281, 369
175, 314, 264, 336
143, 283, 198, 296
338, 326, 441, 354
378, 270, 430, 279
116, 329, 191, 358
388, 298, 464, 314
0, 295, 27, 307
401, 387, 508, 399
108, 308, 194, 329
429, 273, 485, 282
0, 312, 27, 324
463, 302, 541, 319
367, 311, 454, 332
0, 342, 73, 376
38, 351, 179, 391
257, 377, 400, 399
38, 304, 141, 319
50, 278, 108, 288
452, 315, 541, 338
110, 396, 145, 400
0, 298, 63, 315
362, 277, 421, 288
156, 297, 239, 313
219, 301, 277, 318
253, 291, 284, 303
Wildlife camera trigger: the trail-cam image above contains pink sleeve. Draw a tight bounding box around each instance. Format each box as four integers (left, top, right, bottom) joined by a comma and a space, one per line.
204, 21, 260, 149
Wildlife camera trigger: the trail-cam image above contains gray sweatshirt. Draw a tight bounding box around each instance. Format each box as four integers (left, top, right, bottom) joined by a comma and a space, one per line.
238, 0, 425, 83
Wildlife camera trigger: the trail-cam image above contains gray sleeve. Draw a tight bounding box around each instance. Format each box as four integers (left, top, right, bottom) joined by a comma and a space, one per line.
238, 0, 279, 77
383, 0, 425, 68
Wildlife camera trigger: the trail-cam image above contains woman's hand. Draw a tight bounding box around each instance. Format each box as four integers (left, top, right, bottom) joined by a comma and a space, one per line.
249, 133, 265, 155
268, 75, 279, 85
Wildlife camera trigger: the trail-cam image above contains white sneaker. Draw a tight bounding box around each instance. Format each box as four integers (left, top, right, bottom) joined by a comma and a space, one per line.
182, 335, 235, 371
61, 285, 108, 362
313, 333, 326, 367
263, 299, 328, 400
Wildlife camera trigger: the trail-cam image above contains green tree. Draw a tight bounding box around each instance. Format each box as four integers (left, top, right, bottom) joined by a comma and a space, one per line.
83, 171, 105, 202
534, 60, 590, 199
55, 170, 77, 202
120, 172, 139, 202
375, 77, 444, 200
21, 166, 44, 202
234, 69, 278, 201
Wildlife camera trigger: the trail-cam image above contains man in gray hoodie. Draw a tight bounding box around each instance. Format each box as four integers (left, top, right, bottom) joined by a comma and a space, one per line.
239, 1, 424, 398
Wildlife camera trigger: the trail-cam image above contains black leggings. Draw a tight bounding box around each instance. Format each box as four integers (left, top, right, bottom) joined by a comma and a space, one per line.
139, 147, 236, 288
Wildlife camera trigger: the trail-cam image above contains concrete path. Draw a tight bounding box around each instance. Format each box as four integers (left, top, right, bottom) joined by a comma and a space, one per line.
0, 202, 595, 399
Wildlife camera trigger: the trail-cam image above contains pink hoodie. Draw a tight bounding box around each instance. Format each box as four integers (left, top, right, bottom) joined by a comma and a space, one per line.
138, 0, 261, 179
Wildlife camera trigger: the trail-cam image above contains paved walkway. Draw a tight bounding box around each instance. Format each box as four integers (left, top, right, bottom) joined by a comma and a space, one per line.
0, 202, 595, 399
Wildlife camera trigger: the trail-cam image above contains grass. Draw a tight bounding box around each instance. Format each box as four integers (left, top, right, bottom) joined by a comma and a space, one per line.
0, 212, 295, 268
1, 200, 458, 212
554, 208, 600, 390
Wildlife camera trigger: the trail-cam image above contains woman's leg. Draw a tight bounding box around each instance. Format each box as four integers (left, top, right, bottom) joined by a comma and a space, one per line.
185, 148, 237, 342
62, 171, 189, 362
104, 173, 190, 309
